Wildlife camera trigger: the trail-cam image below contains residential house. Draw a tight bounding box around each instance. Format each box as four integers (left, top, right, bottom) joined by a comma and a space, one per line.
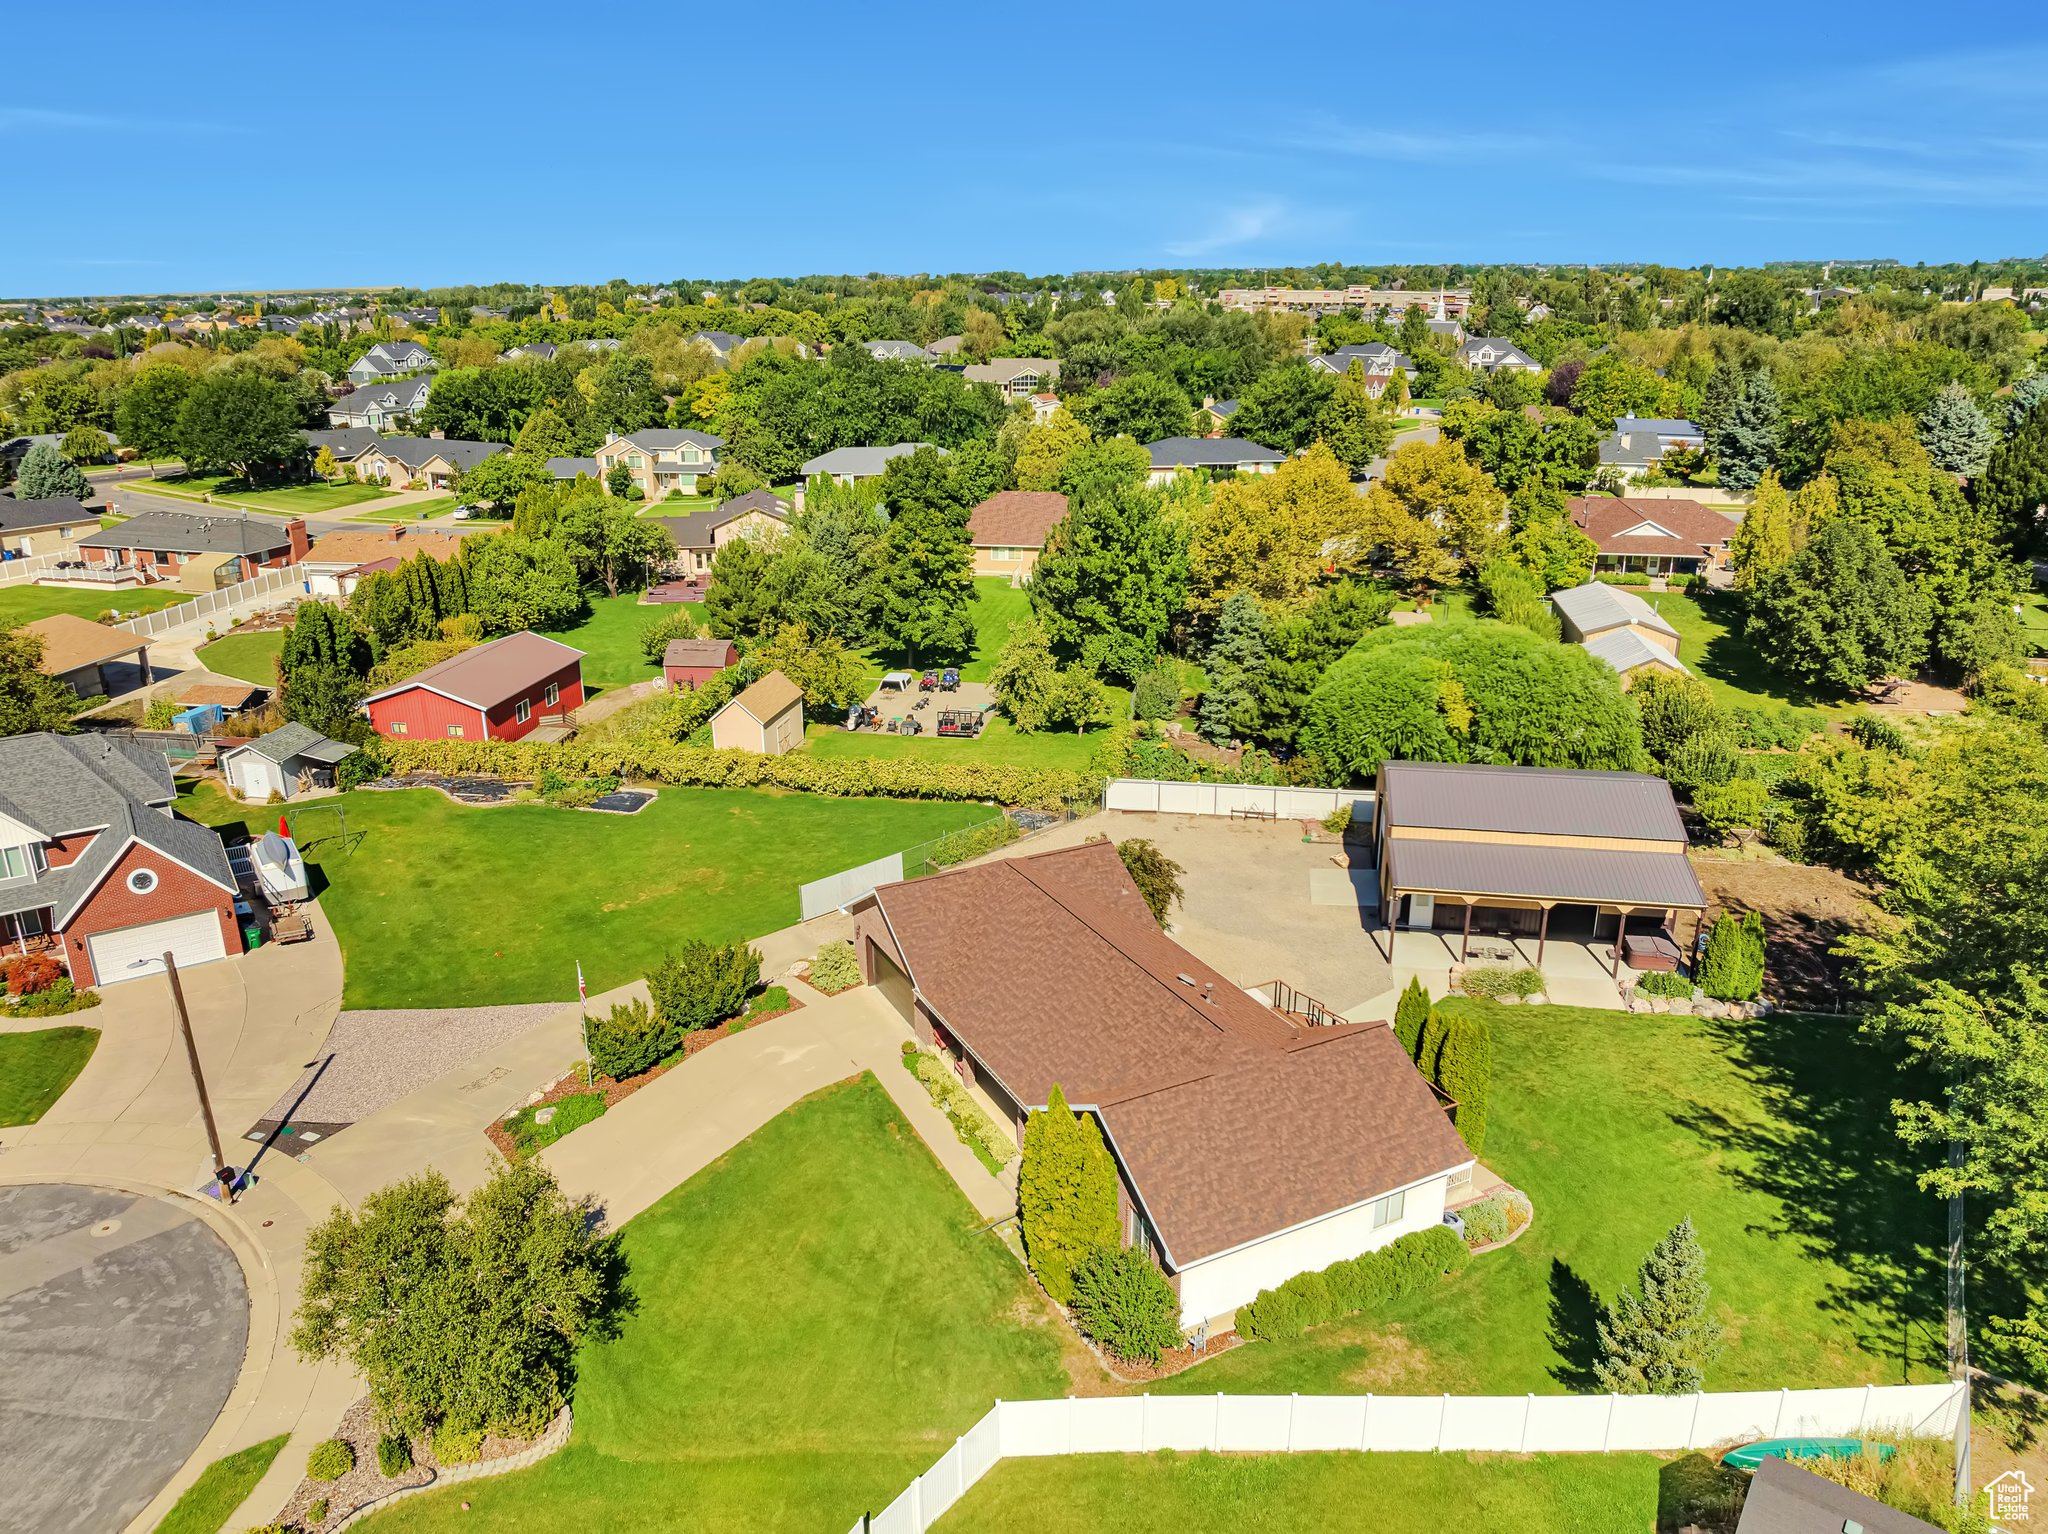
20, 614, 153, 698
1523, 301, 1553, 322
0, 732, 241, 986
300, 526, 468, 598
1734, 1455, 1943, 1534
1374, 760, 1707, 974
928, 335, 963, 356
1426, 318, 1468, 346
3, 433, 117, 480
1567, 494, 1733, 576
967, 490, 1067, 578
502, 341, 558, 362
687, 330, 745, 362
962, 357, 1059, 400
1199, 399, 1240, 436
301, 427, 384, 470
77, 511, 309, 588
546, 456, 600, 481
800, 443, 937, 484
0, 495, 102, 556
593, 429, 724, 498
218, 723, 357, 802
345, 340, 437, 385
649, 489, 789, 576
1456, 337, 1541, 373
709, 670, 805, 756
863, 339, 932, 362
353, 436, 506, 491
851, 840, 1475, 1326
1549, 581, 1688, 688
1028, 392, 1060, 425
1143, 436, 1286, 487
327, 375, 432, 431
1309, 343, 1416, 396
661, 637, 737, 690
1595, 417, 1708, 486
361, 631, 585, 743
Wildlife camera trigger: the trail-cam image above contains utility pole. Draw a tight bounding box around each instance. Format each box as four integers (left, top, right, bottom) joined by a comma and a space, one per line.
164, 952, 233, 1194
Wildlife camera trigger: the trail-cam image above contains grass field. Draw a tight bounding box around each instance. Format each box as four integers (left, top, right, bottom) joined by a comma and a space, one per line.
195, 629, 284, 685
135, 474, 394, 515
0, 584, 186, 626
0, 1027, 100, 1125
937, 1449, 1674, 1534
360, 1075, 1066, 1534
153, 1435, 288, 1534
865, 577, 1030, 684
803, 718, 1106, 771
1652, 589, 1847, 715
349, 496, 459, 523
1149, 1000, 1944, 1398
540, 592, 678, 690
2019, 591, 2048, 656
177, 782, 990, 1009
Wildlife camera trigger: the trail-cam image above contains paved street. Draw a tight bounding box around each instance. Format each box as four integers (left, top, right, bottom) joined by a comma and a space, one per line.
0, 1184, 248, 1534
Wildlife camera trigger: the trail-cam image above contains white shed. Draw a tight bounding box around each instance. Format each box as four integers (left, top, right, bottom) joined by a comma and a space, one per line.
218, 723, 358, 801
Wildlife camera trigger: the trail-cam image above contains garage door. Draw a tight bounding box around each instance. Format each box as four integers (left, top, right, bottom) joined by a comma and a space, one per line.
87, 912, 228, 985
870, 943, 915, 1024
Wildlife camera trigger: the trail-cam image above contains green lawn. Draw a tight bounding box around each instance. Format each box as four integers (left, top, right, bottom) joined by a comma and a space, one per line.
195, 629, 284, 685
2018, 591, 2048, 657
0, 1026, 100, 1125
865, 577, 1030, 683
541, 592, 676, 689
135, 474, 394, 515
938, 1450, 1674, 1534
153, 1434, 288, 1534
349, 496, 459, 523
803, 718, 1106, 771
0, 584, 186, 626
362, 1074, 1066, 1534
1151, 1000, 1945, 1398
1653, 589, 1848, 715
177, 782, 990, 1009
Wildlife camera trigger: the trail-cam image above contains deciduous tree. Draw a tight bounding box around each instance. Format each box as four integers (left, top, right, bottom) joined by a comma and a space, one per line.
1747, 513, 1930, 694
0, 626, 82, 734
871, 448, 975, 666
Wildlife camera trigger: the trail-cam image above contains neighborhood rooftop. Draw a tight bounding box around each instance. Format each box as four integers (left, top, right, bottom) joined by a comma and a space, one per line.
1379, 760, 1689, 842
359, 630, 585, 709
77, 509, 296, 556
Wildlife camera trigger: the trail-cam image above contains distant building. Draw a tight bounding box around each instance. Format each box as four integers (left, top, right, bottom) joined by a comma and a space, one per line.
1142, 436, 1285, 487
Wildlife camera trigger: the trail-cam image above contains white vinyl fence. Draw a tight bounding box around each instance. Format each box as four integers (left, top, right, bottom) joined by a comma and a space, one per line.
799, 851, 906, 922
117, 564, 308, 638
1106, 778, 1373, 821
850, 1383, 1966, 1534
0, 551, 66, 586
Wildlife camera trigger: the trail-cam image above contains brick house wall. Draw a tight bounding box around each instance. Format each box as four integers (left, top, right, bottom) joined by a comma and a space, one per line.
40, 831, 94, 869
60, 841, 240, 988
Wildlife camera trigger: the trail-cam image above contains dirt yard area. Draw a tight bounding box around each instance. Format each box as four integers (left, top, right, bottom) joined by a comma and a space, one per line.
1691, 851, 1879, 1010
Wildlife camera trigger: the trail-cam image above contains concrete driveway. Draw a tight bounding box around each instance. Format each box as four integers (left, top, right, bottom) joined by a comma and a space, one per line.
0, 1184, 249, 1534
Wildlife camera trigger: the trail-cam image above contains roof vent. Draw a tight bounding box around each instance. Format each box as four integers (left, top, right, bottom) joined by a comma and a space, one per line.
1176, 973, 1197, 986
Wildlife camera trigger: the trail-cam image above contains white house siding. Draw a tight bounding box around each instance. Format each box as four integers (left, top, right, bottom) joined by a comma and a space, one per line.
1174, 1172, 1453, 1329
225, 751, 289, 801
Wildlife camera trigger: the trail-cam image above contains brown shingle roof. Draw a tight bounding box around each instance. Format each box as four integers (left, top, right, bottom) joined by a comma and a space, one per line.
179, 681, 264, 708
1567, 497, 1738, 559
20, 613, 147, 674
967, 490, 1068, 549
360, 630, 584, 710
725, 669, 803, 723
662, 638, 737, 670
304, 528, 467, 567
867, 841, 1472, 1266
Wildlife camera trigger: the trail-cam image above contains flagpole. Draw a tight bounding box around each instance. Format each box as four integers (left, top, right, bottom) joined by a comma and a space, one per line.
577, 962, 591, 1085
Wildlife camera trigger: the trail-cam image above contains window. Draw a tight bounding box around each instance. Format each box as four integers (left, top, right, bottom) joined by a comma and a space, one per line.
515, 699, 531, 724
544, 682, 560, 706
127, 868, 159, 895
389, 720, 407, 735
0, 845, 31, 882
446, 724, 464, 738
1370, 1189, 1407, 1230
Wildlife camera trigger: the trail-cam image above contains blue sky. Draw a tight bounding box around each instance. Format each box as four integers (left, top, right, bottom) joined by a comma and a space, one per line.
6, 1, 2045, 296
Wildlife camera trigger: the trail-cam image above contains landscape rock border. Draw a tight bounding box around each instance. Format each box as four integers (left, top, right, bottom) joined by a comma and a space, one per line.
323, 1406, 572, 1532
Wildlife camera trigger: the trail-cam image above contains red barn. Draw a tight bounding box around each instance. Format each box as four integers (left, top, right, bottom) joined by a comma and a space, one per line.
661, 637, 737, 690
362, 632, 586, 743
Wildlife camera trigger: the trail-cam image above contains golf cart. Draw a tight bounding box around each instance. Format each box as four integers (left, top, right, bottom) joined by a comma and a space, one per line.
940, 668, 961, 692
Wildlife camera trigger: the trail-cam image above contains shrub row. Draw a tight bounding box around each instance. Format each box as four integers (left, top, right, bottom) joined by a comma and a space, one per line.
905, 1046, 1017, 1169
380, 738, 1095, 809
1237, 1224, 1469, 1342
1635, 969, 1695, 1000
1455, 964, 1544, 1000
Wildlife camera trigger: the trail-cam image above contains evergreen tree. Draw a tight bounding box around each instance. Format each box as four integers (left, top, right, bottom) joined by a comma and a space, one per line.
1916, 381, 1997, 477
1019, 1086, 1120, 1307
1975, 404, 2048, 556
1709, 370, 1781, 491
1727, 471, 1803, 589
1254, 580, 1396, 745
1594, 1217, 1724, 1394
871, 448, 975, 667
1392, 977, 1432, 1059
1315, 362, 1396, 475
1197, 591, 1270, 744
1696, 362, 1741, 439
2003, 371, 2048, 436
1433, 1011, 1494, 1154
14, 443, 89, 501
703, 533, 777, 640
1697, 911, 1766, 1001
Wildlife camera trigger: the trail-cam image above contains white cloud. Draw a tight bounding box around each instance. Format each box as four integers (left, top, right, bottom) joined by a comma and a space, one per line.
1165, 203, 1287, 258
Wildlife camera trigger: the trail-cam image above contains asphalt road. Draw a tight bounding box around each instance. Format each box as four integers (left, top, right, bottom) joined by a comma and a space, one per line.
0, 1184, 249, 1534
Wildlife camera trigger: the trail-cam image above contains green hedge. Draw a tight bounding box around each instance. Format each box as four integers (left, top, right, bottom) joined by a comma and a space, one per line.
380, 738, 1095, 809
1237, 1224, 1470, 1341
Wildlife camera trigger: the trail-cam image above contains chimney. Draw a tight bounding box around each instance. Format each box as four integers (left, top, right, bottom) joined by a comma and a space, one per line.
428, 428, 445, 440
285, 518, 311, 563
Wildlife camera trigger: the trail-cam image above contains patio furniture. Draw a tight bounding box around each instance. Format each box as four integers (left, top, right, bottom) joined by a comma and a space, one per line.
1229, 805, 1274, 821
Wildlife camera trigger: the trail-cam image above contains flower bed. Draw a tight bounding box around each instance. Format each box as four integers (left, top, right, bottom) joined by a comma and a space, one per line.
900, 1043, 1015, 1173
